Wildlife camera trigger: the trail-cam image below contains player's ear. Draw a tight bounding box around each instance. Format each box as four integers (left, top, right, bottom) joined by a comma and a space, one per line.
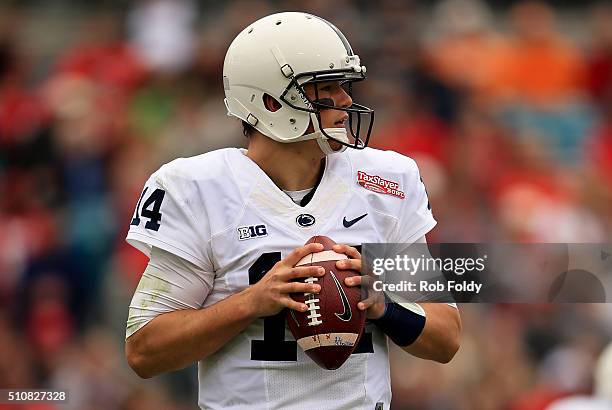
263, 94, 282, 112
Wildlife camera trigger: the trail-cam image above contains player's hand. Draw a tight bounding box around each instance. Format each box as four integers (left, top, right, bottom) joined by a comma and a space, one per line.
244, 242, 326, 318
333, 244, 385, 320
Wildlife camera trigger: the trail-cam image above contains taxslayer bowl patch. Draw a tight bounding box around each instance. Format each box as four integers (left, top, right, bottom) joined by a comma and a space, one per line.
357, 171, 405, 199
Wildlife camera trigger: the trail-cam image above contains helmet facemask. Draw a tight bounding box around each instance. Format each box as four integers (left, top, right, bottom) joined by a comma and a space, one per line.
279, 69, 375, 154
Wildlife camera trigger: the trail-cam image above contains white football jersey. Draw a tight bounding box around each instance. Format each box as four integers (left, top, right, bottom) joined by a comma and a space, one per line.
126, 147, 436, 410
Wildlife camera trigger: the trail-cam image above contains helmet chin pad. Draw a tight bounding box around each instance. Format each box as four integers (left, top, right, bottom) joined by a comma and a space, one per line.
298, 111, 349, 155
317, 133, 347, 154
300, 127, 349, 155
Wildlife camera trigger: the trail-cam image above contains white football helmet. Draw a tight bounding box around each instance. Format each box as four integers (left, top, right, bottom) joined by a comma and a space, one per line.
223, 12, 374, 154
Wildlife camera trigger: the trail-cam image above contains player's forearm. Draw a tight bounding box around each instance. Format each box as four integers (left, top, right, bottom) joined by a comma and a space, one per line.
402, 303, 461, 363
126, 291, 258, 378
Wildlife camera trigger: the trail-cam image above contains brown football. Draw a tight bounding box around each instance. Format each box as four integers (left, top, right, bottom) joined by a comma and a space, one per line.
287, 235, 366, 370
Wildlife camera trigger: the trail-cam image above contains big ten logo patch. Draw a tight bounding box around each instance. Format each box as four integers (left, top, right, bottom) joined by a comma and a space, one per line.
237, 224, 268, 240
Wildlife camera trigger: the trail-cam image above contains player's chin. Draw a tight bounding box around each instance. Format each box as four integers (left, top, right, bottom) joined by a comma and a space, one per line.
328, 140, 343, 152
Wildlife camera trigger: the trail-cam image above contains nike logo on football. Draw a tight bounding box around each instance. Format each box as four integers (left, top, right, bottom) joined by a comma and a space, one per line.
343, 213, 368, 228
330, 271, 352, 322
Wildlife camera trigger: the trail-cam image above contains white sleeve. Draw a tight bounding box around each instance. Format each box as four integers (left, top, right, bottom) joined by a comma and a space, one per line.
388, 159, 436, 244
126, 167, 213, 271
126, 246, 214, 339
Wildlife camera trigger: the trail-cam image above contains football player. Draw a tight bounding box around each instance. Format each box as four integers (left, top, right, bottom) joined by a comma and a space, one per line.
125, 12, 460, 410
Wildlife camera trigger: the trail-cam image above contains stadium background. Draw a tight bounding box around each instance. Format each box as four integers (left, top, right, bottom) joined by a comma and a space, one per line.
0, 0, 611, 409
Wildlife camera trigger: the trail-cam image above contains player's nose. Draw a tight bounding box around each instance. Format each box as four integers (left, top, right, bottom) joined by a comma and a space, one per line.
335, 86, 353, 109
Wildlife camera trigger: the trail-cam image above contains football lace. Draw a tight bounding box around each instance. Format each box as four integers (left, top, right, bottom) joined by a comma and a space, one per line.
304, 276, 322, 326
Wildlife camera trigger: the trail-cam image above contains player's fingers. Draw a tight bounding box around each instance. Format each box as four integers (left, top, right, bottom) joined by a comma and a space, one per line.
344, 274, 369, 287
345, 274, 377, 295
280, 281, 321, 294
283, 243, 324, 267
332, 244, 361, 259
336, 257, 361, 272
283, 297, 309, 312
282, 266, 325, 280
357, 293, 378, 310
345, 275, 383, 304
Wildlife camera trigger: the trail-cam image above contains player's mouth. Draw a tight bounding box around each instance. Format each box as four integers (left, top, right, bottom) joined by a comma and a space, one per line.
334, 116, 349, 127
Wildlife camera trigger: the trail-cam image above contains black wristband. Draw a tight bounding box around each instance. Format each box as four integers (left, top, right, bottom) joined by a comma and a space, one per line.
372, 302, 426, 347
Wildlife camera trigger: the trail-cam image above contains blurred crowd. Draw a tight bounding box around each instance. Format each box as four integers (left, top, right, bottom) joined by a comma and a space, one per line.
0, 0, 611, 409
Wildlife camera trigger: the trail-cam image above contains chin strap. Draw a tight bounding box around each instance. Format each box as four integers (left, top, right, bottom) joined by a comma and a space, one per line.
299, 112, 348, 155
298, 128, 348, 155
316, 129, 348, 155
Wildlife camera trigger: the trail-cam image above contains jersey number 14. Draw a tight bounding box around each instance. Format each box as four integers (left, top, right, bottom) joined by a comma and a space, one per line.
130, 187, 166, 231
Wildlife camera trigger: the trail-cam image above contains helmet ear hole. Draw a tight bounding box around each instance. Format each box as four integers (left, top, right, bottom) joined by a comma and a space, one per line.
262, 93, 282, 112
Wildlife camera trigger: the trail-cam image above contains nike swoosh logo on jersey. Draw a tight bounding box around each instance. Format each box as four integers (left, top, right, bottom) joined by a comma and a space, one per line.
343, 213, 368, 228
330, 271, 352, 322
